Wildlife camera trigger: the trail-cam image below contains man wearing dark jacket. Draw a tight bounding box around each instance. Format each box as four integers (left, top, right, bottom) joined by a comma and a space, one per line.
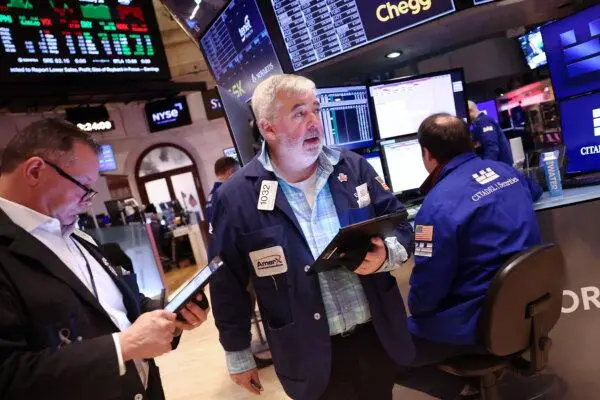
0, 119, 208, 400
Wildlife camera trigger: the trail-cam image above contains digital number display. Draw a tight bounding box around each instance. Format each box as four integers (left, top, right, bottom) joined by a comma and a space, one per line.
0, 0, 170, 82
271, 0, 456, 71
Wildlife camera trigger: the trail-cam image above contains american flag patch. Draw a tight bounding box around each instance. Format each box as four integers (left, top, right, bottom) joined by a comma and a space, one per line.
415, 225, 434, 242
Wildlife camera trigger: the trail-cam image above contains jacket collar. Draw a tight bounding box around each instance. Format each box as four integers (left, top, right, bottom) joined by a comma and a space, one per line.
244, 142, 343, 180
422, 152, 478, 193
0, 209, 122, 328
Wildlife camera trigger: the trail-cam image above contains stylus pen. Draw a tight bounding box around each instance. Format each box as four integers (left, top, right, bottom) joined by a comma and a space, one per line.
160, 288, 167, 309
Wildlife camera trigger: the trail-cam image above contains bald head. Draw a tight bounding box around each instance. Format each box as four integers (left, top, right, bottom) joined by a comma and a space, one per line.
418, 113, 473, 165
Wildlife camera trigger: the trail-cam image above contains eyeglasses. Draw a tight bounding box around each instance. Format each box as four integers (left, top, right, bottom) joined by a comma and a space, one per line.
43, 160, 98, 202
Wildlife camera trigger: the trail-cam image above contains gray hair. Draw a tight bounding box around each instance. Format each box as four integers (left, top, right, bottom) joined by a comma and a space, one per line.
1, 118, 97, 173
251, 74, 316, 123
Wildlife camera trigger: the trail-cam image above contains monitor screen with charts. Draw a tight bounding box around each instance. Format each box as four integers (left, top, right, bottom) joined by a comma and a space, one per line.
270, 0, 456, 72
316, 85, 374, 150
369, 70, 468, 140
0, 0, 170, 83
381, 139, 429, 194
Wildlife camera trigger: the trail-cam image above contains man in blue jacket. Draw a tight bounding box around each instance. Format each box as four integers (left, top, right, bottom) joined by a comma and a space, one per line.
205, 156, 239, 224
409, 113, 542, 362
209, 74, 415, 400
469, 101, 514, 165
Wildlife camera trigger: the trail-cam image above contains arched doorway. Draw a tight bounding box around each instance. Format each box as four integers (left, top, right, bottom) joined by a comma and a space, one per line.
135, 144, 209, 244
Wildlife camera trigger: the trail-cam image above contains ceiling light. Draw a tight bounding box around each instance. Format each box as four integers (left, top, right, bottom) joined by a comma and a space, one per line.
386, 51, 402, 59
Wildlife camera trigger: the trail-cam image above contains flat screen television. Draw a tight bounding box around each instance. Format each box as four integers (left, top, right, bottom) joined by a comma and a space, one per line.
542, 4, 600, 100
316, 85, 374, 150
98, 144, 117, 172
269, 0, 456, 72
369, 69, 468, 140
560, 91, 600, 174
144, 96, 192, 133
161, 0, 226, 42
199, 0, 283, 103
0, 0, 170, 84
519, 26, 547, 70
476, 100, 499, 122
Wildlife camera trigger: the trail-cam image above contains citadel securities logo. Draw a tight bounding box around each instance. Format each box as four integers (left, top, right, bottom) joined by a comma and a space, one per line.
355, 0, 455, 41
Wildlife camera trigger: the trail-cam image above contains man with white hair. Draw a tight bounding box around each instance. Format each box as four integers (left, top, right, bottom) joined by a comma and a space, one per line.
209, 74, 415, 400
468, 100, 513, 165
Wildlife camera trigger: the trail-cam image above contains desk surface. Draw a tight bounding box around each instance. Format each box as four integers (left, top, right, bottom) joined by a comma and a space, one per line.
534, 185, 600, 211
405, 185, 600, 220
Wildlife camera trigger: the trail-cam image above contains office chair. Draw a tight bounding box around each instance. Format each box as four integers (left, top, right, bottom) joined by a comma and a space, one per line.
438, 243, 566, 400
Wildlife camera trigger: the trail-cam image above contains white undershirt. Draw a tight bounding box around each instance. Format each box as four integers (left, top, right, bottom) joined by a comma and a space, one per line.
288, 170, 319, 209
0, 197, 148, 387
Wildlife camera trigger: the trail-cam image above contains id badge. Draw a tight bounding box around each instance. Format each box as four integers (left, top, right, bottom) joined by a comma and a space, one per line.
249, 246, 288, 277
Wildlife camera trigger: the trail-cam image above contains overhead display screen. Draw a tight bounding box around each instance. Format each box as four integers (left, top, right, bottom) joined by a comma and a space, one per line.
200, 0, 283, 103
0, 0, 170, 83
161, 0, 226, 41
271, 0, 456, 71
542, 3, 600, 101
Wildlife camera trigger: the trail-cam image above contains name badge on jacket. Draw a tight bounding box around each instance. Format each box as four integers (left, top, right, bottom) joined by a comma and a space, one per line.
257, 180, 278, 211
249, 246, 288, 277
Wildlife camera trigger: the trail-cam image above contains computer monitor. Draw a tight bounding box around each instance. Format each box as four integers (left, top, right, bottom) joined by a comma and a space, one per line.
560, 91, 600, 174
369, 69, 468, 140
518, 26, 548, 70
381, 139, 429, 194
363, 152, 385, 180
477, 100, 500, 122
316, 85, 375, 150
498, 110, 513, 130
542, 3, 600, 100
511, 106, 526, 128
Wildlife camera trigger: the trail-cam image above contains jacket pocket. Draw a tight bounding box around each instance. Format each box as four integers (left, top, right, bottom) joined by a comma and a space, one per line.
267, 322, 304, 381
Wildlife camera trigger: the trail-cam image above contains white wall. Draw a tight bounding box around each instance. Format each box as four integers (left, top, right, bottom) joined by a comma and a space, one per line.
0, 91, 234, 205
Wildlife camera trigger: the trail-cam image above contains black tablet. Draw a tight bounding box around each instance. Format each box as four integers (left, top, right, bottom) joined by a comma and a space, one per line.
164, 257, 223, 313
308, 211, 408, 274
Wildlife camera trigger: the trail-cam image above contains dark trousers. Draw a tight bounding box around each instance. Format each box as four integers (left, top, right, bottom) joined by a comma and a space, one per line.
396, 335, 487, 399
319, 323, 397, 400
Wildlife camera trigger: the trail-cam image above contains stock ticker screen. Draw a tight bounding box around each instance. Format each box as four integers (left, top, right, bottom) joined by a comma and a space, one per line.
200, 0, 283, 103
271, 0, 456, 71
316, 85, 374, 150
0, 0, 170, 83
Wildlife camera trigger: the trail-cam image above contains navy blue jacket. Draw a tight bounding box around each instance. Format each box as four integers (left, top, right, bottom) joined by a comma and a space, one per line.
209, 150, 415, 400
205, 181, 223, 224
409, 152, 542, 345
472, 113, 514, 166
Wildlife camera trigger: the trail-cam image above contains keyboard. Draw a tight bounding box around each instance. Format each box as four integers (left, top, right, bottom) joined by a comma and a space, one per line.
562, 172, 600, 189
